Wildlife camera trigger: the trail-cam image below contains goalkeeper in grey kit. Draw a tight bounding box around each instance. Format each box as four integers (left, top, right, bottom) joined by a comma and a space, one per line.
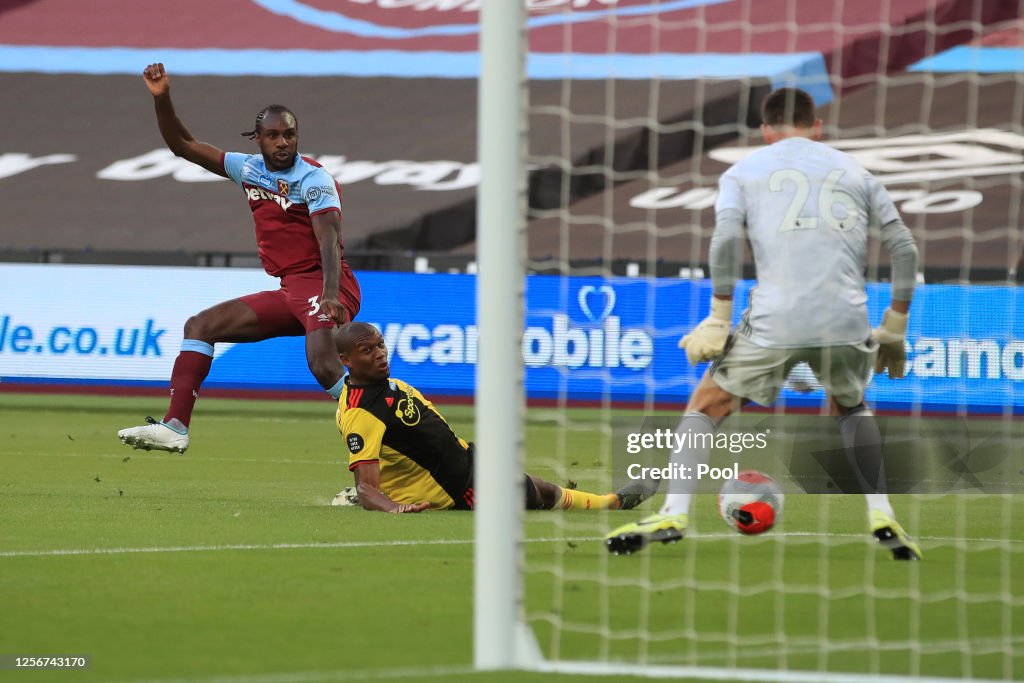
606, 87, 922, 559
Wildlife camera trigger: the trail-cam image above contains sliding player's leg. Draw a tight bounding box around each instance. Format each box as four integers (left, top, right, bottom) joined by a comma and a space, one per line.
524, 475, 652, 511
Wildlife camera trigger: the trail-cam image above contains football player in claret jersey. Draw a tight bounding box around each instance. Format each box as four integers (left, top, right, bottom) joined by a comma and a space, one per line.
118, 63, 360, 454
335, 323, 652, 513
606, 88, 922, 559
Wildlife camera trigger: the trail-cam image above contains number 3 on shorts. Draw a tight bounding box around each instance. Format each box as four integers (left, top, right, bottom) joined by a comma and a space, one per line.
307, 295, 321, 317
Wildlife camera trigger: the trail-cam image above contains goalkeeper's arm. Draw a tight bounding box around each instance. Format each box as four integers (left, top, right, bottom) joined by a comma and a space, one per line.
679, 208, 743, 365
872, 217, 919, 378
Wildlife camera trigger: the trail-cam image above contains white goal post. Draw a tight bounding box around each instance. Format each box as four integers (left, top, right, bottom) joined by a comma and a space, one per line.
473, 0, 537, 671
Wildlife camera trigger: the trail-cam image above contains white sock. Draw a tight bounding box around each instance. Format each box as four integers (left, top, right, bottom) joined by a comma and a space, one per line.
163, 417, 188, 434
865, 493, 895, 518
658, 411, 717, 517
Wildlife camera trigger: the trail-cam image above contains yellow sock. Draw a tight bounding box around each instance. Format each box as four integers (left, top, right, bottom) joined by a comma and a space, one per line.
559, 487, 621, 511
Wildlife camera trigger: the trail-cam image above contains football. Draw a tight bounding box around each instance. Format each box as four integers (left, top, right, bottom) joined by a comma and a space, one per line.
718, 470, 784, 535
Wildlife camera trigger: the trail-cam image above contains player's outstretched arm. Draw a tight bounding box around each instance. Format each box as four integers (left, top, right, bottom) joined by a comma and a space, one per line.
352, 462, 429, 513
142, 63, 227, 178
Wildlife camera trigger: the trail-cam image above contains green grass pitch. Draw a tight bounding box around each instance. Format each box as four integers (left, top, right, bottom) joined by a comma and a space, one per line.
1, 393, 1021, 683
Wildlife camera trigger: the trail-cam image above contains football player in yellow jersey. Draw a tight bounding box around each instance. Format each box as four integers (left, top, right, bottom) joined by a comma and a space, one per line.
335, 322, 651, 514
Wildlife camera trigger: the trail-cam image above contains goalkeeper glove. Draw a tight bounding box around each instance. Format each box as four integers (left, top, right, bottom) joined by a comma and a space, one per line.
679, 297, 733, 366
872, 308, 908, 379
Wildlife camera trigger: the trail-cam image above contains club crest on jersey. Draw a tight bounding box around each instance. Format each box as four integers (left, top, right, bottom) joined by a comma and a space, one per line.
277, 179, 289, 196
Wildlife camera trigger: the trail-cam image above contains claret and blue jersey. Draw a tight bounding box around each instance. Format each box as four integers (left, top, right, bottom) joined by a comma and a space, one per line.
221, 152, 344, 278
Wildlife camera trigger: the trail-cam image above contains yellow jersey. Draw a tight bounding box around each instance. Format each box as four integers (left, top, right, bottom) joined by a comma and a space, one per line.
336, 377, 474, 510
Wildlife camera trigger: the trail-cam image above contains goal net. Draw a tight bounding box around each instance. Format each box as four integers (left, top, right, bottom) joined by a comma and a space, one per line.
476, 1, 1024, 681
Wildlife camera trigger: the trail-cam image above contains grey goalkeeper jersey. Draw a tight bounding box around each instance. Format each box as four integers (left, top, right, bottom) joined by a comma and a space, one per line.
714, 136, 902, 348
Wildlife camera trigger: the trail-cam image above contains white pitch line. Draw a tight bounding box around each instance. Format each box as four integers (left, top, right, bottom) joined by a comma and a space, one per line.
2, 531, 1022, 559
744, 531, 1024, 546
6, 450, 345, 467
0, 536, 591, 558
123, 663, 475, 683
535, 659, 1019, 683
646, 634, 1024, 666
115, 638, 1024, 683
121, 637, 1024, 683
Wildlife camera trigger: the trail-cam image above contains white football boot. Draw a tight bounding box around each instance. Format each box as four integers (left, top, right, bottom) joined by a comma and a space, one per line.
118, 416, 189, 454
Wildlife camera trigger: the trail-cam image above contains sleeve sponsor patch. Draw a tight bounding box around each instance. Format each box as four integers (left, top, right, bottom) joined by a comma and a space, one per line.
347, 434, 365, 454
305, 185, 335, 204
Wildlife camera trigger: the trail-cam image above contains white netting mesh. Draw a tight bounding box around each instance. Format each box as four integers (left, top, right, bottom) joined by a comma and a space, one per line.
511, 3, 1024, 680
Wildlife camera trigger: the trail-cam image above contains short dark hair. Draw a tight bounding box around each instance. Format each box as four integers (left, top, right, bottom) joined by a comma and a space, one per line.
241, 104, 297, 140
336, 322, 381, 355
760, 88, 816, 128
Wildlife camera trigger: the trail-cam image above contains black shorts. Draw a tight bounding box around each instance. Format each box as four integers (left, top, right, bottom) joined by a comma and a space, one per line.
448, 444, 540, 510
